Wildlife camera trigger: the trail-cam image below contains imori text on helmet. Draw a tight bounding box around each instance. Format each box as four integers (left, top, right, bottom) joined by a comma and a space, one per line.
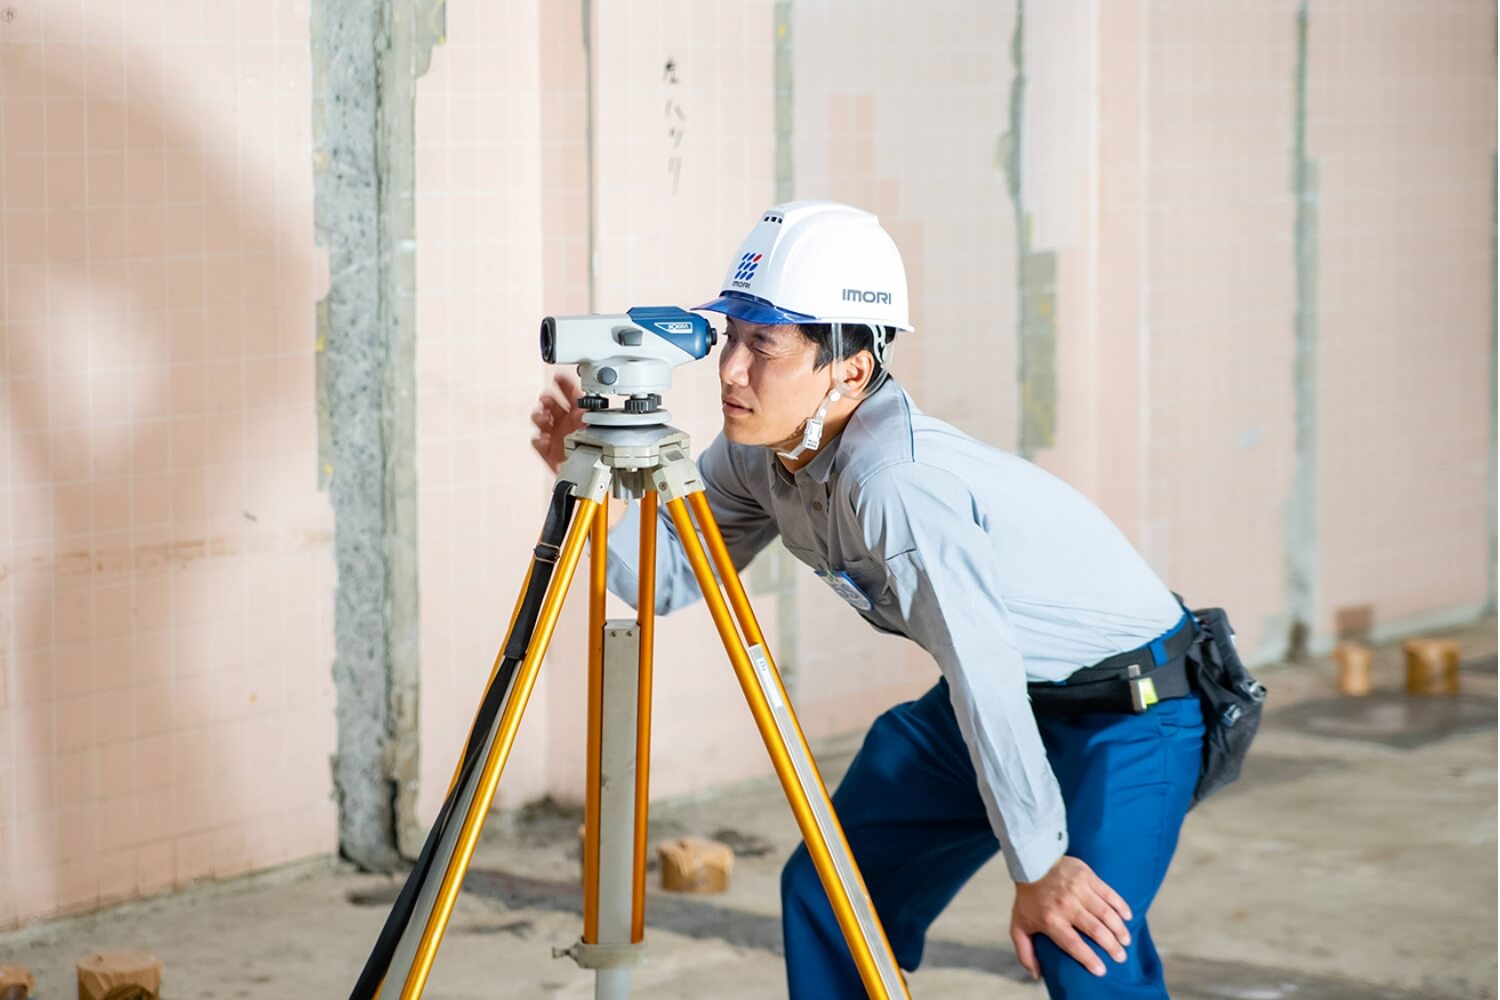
842, 288, 893, 305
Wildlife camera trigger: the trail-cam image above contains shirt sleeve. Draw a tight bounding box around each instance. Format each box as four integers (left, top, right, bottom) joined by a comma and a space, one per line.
854, 461, 1069, 883
604, 435, 780, 615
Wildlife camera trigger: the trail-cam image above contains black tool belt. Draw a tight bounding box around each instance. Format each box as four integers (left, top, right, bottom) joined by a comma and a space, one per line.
1027, 613, 1199, 716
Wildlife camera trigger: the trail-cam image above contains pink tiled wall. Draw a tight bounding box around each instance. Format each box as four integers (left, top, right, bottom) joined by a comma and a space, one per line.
1309, 0, 1495, 639
1092, 0, 1151, 557
1087, 0, 1304, 655
0, 0, 337, 927
1136, 0, 1304, 659
791, 3, 1016, 443
1020, 0, 1103, 499
411, 0, 554, 826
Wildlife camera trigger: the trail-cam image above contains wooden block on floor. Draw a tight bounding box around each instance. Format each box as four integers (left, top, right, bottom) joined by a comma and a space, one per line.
658, 836, 734, 894
76, 951, 163, 1000
0, 964, 36, 1000
1334, 641, 1372, 696
1403, 638, 1462, 695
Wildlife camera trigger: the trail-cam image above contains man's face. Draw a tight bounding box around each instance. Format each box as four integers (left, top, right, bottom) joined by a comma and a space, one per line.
717, 318, 831, 448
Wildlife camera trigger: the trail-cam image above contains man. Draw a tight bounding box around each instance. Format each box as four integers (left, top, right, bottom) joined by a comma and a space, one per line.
530, 200, 1205, 998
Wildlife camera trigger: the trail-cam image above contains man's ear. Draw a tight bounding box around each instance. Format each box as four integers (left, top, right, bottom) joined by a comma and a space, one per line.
839, 349, 876, 396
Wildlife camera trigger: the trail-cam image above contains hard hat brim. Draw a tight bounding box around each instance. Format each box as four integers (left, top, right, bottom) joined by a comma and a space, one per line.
696, 292, 818, 327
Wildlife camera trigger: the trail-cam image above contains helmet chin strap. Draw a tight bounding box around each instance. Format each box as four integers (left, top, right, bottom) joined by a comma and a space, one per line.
776, 385, 843, 462
778, 321, 846, 463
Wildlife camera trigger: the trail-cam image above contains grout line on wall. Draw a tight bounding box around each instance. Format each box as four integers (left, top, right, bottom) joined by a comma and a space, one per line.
1488, 149, 1496, 614
1285, 0, 1320, 661
1084, 0, 1101, 495
583, 0, 598, 313
774, 1, 794, 205
771, 0, 801, 699
1135, 0, 1152, 567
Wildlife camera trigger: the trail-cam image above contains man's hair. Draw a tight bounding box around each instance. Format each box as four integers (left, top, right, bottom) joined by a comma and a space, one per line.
797, 323, 898, 386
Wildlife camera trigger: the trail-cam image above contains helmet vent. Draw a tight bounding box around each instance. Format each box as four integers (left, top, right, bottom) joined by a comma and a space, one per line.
762, 212, 784, 224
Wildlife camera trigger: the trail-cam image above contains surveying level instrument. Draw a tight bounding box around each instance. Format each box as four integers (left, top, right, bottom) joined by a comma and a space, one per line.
349, 308, 909, 999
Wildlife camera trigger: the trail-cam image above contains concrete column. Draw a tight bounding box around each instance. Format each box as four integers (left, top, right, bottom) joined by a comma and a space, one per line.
310, 0, 445, 869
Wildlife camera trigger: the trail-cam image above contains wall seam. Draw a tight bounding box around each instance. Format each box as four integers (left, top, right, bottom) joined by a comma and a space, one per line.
583, 0, 598, 311
770, 0, 801, 698
1004, 1, 1059, 460
1488, 148, 1497, 614
1085, 0, 1102, 494
1286, 0, 1319, 659
1136, 0, 1152, 557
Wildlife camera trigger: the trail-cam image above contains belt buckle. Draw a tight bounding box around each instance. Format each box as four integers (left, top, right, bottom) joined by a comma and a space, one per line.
1128, 664, 1159, 713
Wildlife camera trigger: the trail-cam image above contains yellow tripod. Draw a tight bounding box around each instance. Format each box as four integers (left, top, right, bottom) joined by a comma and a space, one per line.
352, 413, 909, 999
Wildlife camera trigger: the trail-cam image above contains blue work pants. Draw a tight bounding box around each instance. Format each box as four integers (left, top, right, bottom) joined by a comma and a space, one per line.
781, 677, 1204, 998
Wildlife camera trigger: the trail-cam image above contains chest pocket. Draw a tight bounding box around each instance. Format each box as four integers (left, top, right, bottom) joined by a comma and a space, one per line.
843, 555, 906, 632
838, 555, 888, 606
781, 538, 900, 621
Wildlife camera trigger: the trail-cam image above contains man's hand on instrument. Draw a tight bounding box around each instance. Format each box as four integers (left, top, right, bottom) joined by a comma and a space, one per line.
531, 371, 587, 475
1010, 855, 1133, 980
530, 369, 631, 529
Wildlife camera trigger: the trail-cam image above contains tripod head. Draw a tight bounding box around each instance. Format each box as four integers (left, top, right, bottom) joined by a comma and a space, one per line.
541, 306, 717, 422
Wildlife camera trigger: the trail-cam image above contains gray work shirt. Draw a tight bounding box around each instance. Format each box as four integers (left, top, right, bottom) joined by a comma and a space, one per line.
605, 379, 1183, 883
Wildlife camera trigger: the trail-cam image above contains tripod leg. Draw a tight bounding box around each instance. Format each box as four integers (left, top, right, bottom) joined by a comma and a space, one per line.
572, 498, 651, 999
443, 563, 535, 798
558, 472, 662, 998
630, 490, 658, 942
350, 484, 579, 1000
583, 507, 608, 944
394, 498, 602, 999
665, 495, 909, 1000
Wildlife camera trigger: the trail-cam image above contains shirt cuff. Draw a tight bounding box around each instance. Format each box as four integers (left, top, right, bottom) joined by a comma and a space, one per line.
1003, 823, 1069, 884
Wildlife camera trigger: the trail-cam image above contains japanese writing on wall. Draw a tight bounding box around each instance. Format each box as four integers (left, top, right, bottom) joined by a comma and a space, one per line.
664, 57, 685, 194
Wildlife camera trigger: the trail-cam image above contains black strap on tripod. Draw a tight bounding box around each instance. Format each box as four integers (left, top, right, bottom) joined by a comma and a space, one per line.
349, 482, 579, 1000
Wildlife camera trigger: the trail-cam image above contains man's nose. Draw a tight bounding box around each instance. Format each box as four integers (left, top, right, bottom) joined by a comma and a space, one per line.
719, 340, 749, 385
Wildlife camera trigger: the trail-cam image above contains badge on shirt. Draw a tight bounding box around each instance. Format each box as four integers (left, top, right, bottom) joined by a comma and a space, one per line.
815, 569, 874, 612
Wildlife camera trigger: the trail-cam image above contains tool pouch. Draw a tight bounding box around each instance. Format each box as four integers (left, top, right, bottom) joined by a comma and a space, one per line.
1186, 606, 1267, 807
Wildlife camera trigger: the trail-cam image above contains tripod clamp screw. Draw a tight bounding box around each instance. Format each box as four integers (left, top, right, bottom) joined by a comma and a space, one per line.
552, 939, 648, 970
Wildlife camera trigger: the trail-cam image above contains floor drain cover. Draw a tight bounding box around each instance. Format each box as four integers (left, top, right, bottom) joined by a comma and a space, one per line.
1268, 692, 1496, 750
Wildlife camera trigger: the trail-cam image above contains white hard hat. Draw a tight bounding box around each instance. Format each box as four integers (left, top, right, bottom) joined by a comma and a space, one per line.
697, 200, 913, 332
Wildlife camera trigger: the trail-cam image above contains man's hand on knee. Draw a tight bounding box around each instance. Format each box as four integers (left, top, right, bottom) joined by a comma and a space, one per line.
1008, 856, 1133, 979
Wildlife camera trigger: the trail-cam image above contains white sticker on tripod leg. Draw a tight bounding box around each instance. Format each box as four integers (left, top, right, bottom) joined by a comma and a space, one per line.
747, 645, 784, 710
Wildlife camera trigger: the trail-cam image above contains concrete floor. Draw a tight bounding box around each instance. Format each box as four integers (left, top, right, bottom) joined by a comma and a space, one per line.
4, 622, 1496, 999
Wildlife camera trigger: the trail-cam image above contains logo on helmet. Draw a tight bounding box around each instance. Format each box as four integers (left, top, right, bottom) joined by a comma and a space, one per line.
842, 288, 893, 305
731, 252, 764, 289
